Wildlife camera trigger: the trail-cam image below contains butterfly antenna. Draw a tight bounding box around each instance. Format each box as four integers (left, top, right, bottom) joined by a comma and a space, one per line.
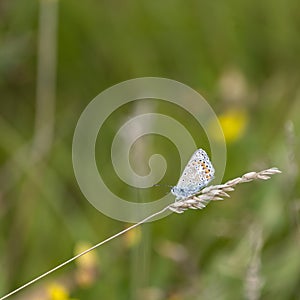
153, 183, 173, 188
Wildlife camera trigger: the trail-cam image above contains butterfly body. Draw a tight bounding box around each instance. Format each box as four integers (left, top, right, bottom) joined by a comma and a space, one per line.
171, 149, 215, 200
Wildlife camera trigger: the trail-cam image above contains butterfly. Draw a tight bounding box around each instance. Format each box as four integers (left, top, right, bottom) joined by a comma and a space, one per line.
171, 148, 215, 200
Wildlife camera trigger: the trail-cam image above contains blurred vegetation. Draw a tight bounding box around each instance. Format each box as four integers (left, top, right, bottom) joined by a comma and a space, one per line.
1, 0, 300, 299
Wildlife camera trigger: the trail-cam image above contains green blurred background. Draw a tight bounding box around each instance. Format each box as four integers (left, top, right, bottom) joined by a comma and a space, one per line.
1, 0, 300, 299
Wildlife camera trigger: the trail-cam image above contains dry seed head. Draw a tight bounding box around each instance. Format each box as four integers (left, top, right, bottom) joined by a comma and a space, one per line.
169, 167, 281, 214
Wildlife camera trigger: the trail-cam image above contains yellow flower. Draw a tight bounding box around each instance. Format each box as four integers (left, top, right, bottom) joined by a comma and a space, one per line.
74, 241, 99, 269
123, 226, 141, 248
47, 283, 72, 300
219, 109, 248, 142
209, 109, 248, 143
74, 241, 99, 287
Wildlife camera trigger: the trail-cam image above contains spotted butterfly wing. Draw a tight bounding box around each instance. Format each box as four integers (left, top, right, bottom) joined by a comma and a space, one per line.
171, 149, 215, 200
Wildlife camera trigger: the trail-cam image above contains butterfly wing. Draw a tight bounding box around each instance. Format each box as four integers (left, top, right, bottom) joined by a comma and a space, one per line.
172, 149, 215, 199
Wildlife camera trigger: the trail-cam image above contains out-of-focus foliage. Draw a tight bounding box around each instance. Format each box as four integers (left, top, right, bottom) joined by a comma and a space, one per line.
0, 0, 299, 299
